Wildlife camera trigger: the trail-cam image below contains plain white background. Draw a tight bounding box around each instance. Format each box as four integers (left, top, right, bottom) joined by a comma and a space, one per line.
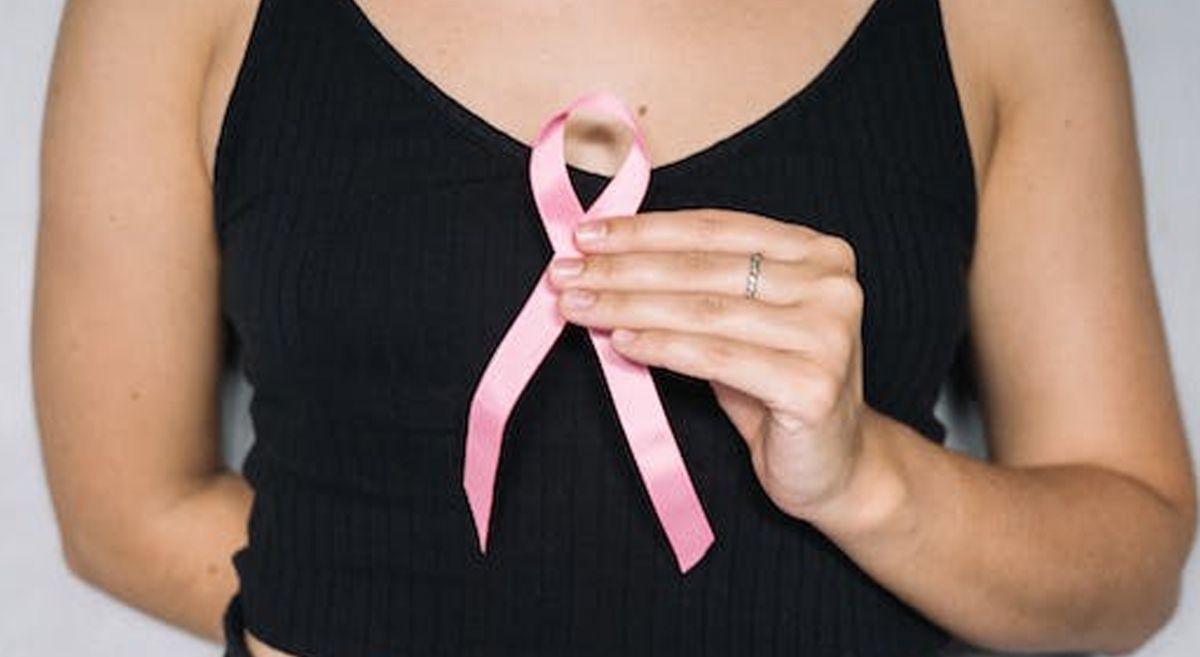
2, 1, 1197, 655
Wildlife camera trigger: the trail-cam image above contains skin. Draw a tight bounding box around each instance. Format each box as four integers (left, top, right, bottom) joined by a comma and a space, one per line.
32, 0, 1195, 656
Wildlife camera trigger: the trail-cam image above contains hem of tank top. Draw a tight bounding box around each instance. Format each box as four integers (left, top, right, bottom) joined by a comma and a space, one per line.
329, 0, 890, 184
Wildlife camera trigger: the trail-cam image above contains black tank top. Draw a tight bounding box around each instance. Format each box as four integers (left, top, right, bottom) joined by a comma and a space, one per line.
215, 0, 976, 654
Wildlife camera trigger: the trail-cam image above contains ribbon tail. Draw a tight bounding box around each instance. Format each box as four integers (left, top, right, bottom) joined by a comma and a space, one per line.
463, 275, 567, 554
590, 328, 716, 573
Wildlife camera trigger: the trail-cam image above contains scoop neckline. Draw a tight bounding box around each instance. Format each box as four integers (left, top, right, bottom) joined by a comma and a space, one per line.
334, 0, 886, 183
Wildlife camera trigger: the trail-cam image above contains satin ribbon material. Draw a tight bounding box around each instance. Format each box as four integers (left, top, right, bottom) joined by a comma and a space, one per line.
461, 90, 716, 573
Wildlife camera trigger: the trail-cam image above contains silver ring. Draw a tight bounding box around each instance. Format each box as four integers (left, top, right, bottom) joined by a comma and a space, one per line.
744, 251, 763, 300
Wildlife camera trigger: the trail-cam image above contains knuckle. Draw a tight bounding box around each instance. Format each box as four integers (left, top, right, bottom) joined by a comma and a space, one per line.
595, 288, 621, 314
700, 338, 739, 371
824, 328, 854, 363
787, 221, 823, 246
810, 313, 841, 343
695, 214, 724, 241
678, 250, 711, 274
847, 278, 864, 310
591, 254, 616, 278
804, 314, 851, 364
624, 214, 647, 240
825, 235, 857, 272
823, 274, 864, 310
689, 293, 729, 321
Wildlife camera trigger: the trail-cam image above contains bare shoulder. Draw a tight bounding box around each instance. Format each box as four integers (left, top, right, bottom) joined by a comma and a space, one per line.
937, 0, 1129, 187
45, 0, 235, 104
944, 0, 1127, 97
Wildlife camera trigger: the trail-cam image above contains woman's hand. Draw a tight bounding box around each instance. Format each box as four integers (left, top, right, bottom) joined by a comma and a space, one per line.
546, 207, 871, 522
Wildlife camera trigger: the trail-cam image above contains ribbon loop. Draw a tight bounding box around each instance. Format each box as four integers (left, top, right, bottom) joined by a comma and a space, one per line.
462, 90, 715, 573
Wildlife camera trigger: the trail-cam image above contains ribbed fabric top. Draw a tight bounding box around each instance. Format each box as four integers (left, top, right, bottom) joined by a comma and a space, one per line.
214, 0, 977, 655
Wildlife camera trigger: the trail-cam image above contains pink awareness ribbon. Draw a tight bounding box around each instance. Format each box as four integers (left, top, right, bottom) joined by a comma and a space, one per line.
461, 90, 715, 573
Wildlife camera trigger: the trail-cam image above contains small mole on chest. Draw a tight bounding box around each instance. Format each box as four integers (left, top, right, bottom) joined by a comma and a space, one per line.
637, 104, 647, 116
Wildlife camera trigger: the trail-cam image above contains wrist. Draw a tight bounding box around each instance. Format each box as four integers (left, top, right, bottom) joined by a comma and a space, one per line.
803, 408, 915, 544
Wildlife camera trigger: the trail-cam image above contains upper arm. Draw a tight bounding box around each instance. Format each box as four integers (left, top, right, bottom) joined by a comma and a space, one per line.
955, 1, 1196, 527
32, 0, 229, 574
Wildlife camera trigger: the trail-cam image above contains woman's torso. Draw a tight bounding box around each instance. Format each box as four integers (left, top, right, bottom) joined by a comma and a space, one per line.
200, 1, 993, 655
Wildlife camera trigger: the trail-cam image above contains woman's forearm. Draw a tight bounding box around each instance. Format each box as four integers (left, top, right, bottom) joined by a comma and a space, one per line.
65, 469, 252, 644
805, 408, 1195, 654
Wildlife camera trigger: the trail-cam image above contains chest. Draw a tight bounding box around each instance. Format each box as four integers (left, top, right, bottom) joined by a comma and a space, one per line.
339, 0, 880, 176
212, 0, 976, 441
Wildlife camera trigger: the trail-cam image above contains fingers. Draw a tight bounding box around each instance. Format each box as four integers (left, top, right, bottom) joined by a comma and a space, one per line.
575, 208, 825, 261
550, 207, 863, 368
606, 327, 844, 428
558, 285, 858, 368
547, 246, 857, 303
549, 250, 798, 304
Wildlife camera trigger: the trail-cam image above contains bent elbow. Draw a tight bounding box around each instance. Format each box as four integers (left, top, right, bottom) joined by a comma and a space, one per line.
57, 523, 146, 591
1101, 571, 1185, 655
1104, 470, 1198, 653
60, 529, 99, 584
59, 526, 110, 585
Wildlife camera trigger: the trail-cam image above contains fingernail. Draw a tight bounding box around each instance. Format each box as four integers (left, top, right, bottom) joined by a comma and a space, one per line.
574, 220, 607, 242
562, 289, 596, 309
549, 257, 583, 277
